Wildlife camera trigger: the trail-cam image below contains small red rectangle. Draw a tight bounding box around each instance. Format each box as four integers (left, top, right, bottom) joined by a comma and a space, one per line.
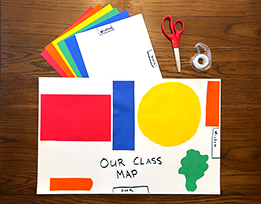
50, 178, 93, 191
206, 81, 220, 127
41, 94, 111, 141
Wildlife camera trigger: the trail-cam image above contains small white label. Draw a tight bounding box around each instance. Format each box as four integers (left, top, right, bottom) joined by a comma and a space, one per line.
97, 24, 114, 35
212, 128, 220, 159
113, 186, 149, 194
147, 50, 158, 68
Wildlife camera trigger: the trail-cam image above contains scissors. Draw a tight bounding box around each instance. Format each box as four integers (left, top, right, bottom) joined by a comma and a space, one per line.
162, 16, 184, 72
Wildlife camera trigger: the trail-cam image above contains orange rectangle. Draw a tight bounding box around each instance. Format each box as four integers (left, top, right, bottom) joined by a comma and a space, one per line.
206, 81, 220, 127
50, 178, 93, 191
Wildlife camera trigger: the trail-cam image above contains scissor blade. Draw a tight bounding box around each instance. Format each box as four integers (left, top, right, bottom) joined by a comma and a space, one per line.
174, 48, 181, 73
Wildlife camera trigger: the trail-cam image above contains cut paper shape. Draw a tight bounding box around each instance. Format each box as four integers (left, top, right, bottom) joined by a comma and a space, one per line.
75, 14, 162, 79
57, 8, 120, 77
65, 10, 130, 77
40, 50, 67, 77
113, 81, 135, 150
50, 4, 114, 76
206, 81, 220, 127
138, 82, 201, 147
50, 178, 93, 191
178, 149, 209, 192
41, 94, 111, 141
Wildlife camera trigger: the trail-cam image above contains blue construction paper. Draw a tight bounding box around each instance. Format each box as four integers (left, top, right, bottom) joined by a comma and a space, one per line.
65, 10, 130, 77
113, 81, 135, 150
65, 36, 89, 77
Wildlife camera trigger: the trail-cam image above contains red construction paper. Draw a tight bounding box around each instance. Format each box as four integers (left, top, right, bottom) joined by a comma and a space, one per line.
40, 94, 111, 141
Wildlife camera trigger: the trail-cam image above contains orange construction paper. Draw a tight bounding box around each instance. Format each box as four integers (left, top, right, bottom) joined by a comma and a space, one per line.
50, 178, 93, 191
206, 81, 220, 127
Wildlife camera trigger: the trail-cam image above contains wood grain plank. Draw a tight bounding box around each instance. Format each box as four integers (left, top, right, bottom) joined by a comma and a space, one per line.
1, 195, 261, 204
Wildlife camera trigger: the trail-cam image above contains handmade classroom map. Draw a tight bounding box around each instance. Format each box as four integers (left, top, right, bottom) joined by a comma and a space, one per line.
37, 78, 221, 194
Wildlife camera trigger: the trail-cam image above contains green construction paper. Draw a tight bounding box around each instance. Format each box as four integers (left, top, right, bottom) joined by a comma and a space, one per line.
178, 149, 209, 192
57, 8, 119, 77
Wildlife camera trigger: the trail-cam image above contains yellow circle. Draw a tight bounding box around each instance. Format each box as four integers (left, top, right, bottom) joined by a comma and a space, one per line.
137, 82, 201, 147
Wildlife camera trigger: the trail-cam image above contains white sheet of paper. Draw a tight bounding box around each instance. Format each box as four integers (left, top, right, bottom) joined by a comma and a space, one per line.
37, 78, 221, 194
75, 14, 162, 79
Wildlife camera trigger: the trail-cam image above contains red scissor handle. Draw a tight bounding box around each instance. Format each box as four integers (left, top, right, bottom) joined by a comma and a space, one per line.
162, 15, 184, 48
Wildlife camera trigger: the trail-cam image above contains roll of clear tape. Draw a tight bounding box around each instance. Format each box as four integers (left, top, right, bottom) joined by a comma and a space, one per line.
191, 43, 212, 72
192, 54, 209, 69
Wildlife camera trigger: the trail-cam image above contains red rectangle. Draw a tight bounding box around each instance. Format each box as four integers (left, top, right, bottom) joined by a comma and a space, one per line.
41, 94, 111, 141
50, 178, 93, 191
206, 81, 220, 127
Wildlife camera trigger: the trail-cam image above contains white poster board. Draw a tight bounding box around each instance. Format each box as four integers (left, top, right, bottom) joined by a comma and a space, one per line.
37, 78, 221, 194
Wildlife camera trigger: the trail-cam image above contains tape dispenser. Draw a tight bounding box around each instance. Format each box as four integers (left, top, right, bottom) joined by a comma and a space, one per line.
191, 43, 212, 72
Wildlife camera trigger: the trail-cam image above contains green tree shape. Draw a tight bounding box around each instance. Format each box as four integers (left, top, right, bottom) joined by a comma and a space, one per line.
178, 149, 209, 191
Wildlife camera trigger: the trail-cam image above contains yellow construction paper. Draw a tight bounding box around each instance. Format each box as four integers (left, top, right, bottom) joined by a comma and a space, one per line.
137, 82, 201, 147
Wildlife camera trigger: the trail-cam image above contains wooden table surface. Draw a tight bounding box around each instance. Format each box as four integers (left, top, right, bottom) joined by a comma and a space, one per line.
1, 0, 261, 203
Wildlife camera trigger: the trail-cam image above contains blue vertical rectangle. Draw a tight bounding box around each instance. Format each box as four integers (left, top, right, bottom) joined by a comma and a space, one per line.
113, 81, 135, 150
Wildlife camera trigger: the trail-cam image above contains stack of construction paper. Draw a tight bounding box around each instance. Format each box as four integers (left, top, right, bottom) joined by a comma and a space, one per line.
41, 4, 162, 79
